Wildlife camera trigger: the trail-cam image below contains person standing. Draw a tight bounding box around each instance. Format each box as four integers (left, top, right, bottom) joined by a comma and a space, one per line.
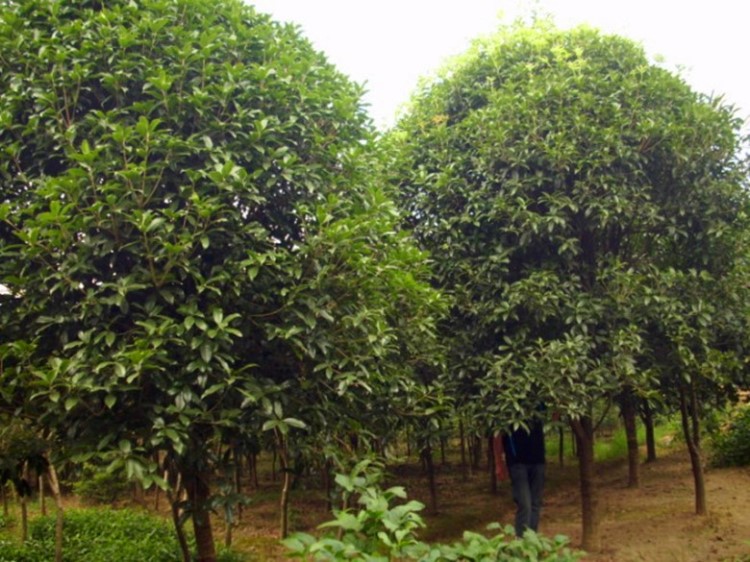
501, 417, 547, 537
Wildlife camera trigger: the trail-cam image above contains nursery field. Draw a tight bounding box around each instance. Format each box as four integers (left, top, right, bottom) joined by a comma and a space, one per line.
220, 444, 750, 561
2, 441, 750, 561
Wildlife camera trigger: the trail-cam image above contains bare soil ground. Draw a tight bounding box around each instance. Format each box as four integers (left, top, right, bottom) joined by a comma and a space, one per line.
230, 445, 750, 561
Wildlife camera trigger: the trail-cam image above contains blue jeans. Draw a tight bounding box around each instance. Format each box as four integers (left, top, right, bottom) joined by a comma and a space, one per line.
508, 463, 545, 537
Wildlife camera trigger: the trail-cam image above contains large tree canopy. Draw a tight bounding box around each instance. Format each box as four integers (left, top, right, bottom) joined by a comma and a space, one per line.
389, 21, 749, 550
0, 1, 443, 560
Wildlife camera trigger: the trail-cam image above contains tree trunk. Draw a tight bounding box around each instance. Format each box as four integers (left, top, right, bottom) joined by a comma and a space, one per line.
1, 482, 7, 518
277, 434, 292, 539
166, 470, 191, 562
619, 388, 640, 488
20, 462, 29, 544
558, 426, 565, 467
39, 476, 47, 516
184, 467, 217, 562
46, 460, 64, 562
487, 435, 497, 494
224, 514, 232, 548
571, 417, 600, 552
233, 448, 243, 524
679, 382, 707, 515
323, 458, 333, 512
459, 418, 468, 477
641, 401, 657, 463
472, 435, 482, 471
421, 444, 438, 514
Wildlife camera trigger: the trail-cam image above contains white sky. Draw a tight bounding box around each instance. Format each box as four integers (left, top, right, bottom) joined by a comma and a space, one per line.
250, 0, 749, 130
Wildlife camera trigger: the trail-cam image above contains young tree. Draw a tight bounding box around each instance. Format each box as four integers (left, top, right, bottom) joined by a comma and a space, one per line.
389, 21, 748, 551
0, 0, 442, 559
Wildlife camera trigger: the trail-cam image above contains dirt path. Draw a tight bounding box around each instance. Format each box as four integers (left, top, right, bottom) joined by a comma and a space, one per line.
412, 449, 750, 562
225, 447, 750, 560
546, 453, 750, 562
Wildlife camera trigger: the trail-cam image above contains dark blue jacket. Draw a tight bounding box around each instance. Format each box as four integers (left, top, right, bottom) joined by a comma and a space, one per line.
502, 419, 546, 465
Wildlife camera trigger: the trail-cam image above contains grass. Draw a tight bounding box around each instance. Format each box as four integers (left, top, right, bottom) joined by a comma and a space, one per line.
0, 502, 247, 562
545, 418, 679, 464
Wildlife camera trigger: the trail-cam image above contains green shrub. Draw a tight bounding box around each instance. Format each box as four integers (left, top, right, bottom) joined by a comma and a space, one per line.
711, 404, 750, 467
0, 508, 243, 562
71, 465, 129, 504
284, 467, 582, 561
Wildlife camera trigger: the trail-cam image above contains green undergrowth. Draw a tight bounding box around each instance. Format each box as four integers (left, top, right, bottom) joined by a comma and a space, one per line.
0, 508, 244, 562
710, 403, 750, 468
284, 460, 583, 561
545, 419, 677, 464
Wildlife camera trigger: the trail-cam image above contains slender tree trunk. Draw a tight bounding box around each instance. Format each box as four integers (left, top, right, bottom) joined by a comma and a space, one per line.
38, 475, 47, 516
323, 458, 333, 513
233, 448, 243, 524
166, 471, 191, 562
558, 426, 565, 467
690, 383, 701, 450
46, 461, 64, 562
20, 492, 28, 543
421, 444, 438, 514
487, 435, 497, 494
459, 418, 468, 477
679, 382, 707, 515
277, 434, 292, 538
571, 417, 600, 552
472, 435, 482, 471
641, 401, 657, 463
20, 462, 29, 544
619, 388, 640, 488
251, 452, 259, 488
224, 513, 232, 548
184, 467, 217, 562
440, 433, 447, 466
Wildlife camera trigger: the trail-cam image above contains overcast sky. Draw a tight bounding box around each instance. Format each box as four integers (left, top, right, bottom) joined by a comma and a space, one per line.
250, 0, 749, 130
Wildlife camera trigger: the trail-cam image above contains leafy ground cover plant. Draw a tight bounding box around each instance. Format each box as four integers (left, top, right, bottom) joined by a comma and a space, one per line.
710, 403, 750, 467
0, 508, 243, 562
283, 468, 582, 562
70, 464, 129, 504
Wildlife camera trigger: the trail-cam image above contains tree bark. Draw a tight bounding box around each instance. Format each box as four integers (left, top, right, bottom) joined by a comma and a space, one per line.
184, 466, 217, 562
641, 400, 657, 463
38, 476, 47, 516
421, 444, 439, 514
487, 435, 497, 494
233, 447, 243, 524
166, 469, 191, 562
619, 388, 640, 488
558, 426, 565, 467
20, 461, 29, 544
571, 417, 600, 552
679, 381, 707, 515
46, 460, 64, 562
277, 433, 292, 539
459, 418, 468, 477
472, 435, 482, 471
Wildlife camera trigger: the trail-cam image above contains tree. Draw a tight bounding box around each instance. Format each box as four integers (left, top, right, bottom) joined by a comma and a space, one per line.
0, 1, 442, 560
389, 20, 748, 551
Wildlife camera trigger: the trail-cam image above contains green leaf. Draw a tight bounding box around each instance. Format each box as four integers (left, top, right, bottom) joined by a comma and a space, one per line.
200, 343, 212, 363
